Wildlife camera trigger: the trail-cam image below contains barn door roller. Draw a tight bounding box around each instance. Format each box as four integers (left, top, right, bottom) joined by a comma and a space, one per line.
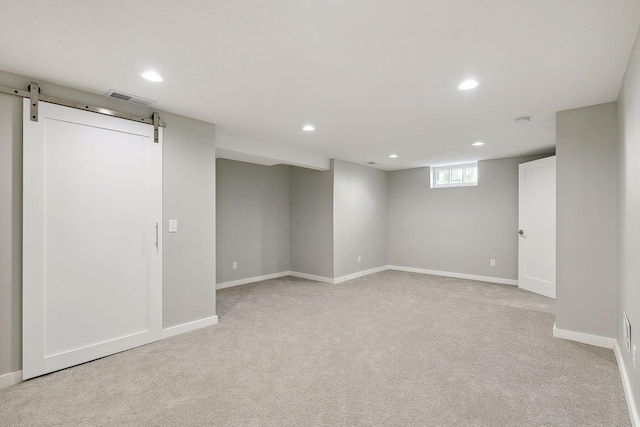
1, 81, 165, 141
29, 82, 39, 122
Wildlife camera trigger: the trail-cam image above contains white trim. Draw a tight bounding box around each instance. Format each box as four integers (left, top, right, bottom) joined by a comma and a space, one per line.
552, 322, 614, 349
615, 340, 640, 427
0, 370, 23, 389
288, 271, 334, 284
162, 315, 218, 339
388, 265, 518, 286
217, 272, 290, 290
219, 266, 519, 288
333, 265, 390, 284
217, 268, 392, 288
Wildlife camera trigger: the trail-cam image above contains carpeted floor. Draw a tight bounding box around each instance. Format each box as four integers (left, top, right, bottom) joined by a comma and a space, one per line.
0, 271, 630, 426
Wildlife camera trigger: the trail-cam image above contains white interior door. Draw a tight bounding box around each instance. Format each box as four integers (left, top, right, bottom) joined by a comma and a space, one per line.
23, 100, 162, 380
518, 156, 556, 299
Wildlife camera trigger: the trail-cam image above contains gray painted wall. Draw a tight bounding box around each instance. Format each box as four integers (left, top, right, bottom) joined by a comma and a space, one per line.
555, 102, 618, 338
162, 111, 217, 329
388, 155, 551, 279
217, 159, 389, 282
216, 159, 290, 283
289, 164, 334, 278
0, 70, 216, 376
618, 27, 640, 414
333, 160, 389, 278
0, 78, 22, 377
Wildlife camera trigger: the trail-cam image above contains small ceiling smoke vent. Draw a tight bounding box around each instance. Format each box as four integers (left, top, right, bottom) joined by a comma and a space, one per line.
366, 161, 378, 165
105, 90, 156, 107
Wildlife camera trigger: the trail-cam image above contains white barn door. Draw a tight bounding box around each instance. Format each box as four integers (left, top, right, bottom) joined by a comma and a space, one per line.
23, 100, 162, 380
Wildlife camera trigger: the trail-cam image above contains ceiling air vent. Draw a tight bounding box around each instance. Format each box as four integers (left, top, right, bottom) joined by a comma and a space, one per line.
105, 90, 156, 107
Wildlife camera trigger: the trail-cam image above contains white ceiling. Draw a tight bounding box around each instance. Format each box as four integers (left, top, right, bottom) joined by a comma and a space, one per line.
1, 1, 639, 170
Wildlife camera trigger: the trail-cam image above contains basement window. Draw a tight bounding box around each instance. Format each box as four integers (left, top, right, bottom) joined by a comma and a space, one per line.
431, 163, 478, 188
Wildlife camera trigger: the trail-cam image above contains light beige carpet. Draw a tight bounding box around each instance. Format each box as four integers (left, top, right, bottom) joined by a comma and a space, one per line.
0, 271, 630, 426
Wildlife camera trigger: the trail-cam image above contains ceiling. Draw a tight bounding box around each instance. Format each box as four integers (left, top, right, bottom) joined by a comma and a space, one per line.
1, 0, 639, 170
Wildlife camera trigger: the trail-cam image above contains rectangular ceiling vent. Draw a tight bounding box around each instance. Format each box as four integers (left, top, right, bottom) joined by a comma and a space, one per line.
105, 90, 156, 107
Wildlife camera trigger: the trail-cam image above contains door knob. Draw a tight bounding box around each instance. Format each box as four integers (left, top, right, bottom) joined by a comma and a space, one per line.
518, 230, 524, 235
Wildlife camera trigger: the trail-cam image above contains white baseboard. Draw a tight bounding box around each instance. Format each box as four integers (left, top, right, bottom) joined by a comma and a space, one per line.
162, 315, 219, 339
388, 265, 518, 286
217, 267, 389, 287
218, 265, 517, 288
288, 271, 334, 284
615, 340, 640, 426
552, 322, 615, 349
333, 265, 390, 284
217, 271, 290, 290
0, 370, 22, 389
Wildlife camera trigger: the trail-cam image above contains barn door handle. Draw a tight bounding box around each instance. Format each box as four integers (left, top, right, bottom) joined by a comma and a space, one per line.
155, 223, 159, 252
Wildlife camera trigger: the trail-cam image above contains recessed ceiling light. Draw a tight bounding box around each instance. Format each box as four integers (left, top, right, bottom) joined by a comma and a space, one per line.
514, 116, 531, 124
389, 154, 398, 158
472, 141, 484, 146
458, 79, 479, 90
302, 125, 315, 131
141, 71, 164, 82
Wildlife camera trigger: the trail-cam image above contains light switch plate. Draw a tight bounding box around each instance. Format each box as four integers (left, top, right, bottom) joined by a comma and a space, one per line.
169, 220, 178, 233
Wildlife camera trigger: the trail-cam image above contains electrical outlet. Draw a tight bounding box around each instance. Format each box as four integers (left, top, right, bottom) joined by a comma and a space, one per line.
490, 259, 496, 267
232, 261, 237, 270
358, 255, 362, 263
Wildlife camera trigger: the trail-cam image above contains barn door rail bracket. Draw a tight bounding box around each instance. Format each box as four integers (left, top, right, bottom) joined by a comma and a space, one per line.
0, 82, 165, 135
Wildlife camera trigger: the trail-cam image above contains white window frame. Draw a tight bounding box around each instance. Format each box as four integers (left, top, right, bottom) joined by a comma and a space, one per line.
431, 163, 478, 188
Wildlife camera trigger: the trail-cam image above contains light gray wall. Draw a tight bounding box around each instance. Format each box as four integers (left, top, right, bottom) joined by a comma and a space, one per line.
217, 159, 388, 282
289, 164, 334, 278
388, 155, 551, 279
0, 70, 216, 376
216, 159, 290, 283
161, 111, 216, 329
0, 76, 22, 376
618, 27, 640, 414
555, 102, 618, 338
333, 160, 389, 278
